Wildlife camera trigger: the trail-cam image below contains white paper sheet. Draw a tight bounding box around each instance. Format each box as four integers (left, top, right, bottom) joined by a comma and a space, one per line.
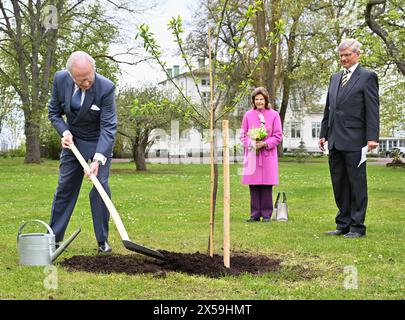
358, 145, 368, 168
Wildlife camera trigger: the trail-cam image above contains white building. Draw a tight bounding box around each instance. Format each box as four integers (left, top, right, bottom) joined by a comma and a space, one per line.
154, 63, 390, 157
378, 137, 405, 154
282, 105, 324, 153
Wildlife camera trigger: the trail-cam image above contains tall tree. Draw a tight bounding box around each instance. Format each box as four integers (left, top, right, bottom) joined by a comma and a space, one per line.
0, 0, 152, 163
0, 0, 63, 162
186, 0, 339, 156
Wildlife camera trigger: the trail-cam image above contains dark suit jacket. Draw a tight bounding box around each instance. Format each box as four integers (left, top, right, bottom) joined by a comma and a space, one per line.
320, 65, 379, 151
48, 70, 117, 158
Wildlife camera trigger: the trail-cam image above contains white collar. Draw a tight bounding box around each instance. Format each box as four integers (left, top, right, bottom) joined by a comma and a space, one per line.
346, 63, 359, 73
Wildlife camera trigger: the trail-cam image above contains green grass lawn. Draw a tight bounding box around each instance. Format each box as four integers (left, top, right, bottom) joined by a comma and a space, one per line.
0, 158, 403, 300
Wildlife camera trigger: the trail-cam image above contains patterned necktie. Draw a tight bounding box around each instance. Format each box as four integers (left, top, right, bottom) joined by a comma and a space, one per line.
71, 88, 82, 111
341, 68, 350, 87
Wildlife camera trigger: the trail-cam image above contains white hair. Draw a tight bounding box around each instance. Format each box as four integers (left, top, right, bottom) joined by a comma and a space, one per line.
66, 51, 96, 72
338, 39, 362, 53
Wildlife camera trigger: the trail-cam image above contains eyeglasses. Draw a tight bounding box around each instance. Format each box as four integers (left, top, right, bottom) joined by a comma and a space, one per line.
69, 72, 95, 85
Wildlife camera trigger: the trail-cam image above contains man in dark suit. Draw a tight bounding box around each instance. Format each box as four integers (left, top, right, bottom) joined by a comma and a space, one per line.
48, 51, 117, 252
319, 39, 379, 238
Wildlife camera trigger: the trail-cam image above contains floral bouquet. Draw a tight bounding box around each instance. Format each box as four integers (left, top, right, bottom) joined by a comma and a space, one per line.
248, 125, 268, 155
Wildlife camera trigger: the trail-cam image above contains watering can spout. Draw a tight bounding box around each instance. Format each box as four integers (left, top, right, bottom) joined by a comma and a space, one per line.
52, 228, 81, 262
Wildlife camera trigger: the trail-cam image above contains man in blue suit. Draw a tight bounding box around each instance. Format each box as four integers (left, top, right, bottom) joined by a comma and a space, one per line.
319, 39, 380, 238
48, 51, 117, 252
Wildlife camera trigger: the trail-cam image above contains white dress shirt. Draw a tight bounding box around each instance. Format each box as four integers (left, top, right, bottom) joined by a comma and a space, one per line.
344, 63, 359, 82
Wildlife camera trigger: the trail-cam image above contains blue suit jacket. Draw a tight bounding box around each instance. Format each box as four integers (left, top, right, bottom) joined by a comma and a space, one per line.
320, 65, 379, 151
48, 70, 117, 158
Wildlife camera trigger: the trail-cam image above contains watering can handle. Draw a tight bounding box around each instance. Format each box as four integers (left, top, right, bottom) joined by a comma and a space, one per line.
17, 219, 54, 239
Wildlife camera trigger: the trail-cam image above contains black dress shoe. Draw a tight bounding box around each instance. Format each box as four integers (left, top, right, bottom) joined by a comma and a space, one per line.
325, 229, 348, 236
98, 241, 112, 253
344, 232, 365, 238
262, 218, 270, 222
246, 217, 260, 222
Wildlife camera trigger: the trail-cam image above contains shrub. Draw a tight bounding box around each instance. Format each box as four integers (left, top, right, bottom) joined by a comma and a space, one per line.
292, 140, 310, 163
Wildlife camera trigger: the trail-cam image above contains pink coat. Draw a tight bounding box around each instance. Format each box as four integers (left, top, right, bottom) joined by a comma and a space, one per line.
240, 108, 283, 185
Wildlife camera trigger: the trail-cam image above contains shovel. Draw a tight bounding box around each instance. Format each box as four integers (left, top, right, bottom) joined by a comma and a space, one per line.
69, 143, 166, 261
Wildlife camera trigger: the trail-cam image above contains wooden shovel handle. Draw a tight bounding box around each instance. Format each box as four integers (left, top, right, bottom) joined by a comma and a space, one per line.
69, 143, 130, 241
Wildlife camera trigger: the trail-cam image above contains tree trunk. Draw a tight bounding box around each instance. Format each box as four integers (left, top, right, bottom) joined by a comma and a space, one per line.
267, 0, 281, 107
207, 128, 219, 253
132, 134, 149, 171
277, 12, 301, 158
212, 131, 219, 220
133, 144, 147, 171
255, 0, 270, 87
279, 67, 292, 128
24, 113, 41, 163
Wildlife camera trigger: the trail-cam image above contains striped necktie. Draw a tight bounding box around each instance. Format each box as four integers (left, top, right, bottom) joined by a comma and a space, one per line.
341, 68, 350, 87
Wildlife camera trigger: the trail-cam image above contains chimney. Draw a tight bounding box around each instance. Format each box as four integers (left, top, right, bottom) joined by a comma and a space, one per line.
173, 65, 180, 77
167, 68, 172, 79
198, 58, 205, 68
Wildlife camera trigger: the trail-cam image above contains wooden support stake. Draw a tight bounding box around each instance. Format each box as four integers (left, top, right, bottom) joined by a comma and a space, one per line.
222, 120, 230, 268
208, 27, 215, 257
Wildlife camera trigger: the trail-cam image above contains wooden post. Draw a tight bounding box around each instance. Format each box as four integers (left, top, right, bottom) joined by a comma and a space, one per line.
208, 27, 215, 257
222, 120, 230, 268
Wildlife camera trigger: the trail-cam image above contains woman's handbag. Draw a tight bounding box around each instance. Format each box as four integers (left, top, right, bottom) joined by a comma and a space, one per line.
273, 191, 288, 221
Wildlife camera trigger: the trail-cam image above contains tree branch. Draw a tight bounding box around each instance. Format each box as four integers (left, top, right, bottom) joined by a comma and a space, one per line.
365, 0, 405, 76
95, 53, 152, 66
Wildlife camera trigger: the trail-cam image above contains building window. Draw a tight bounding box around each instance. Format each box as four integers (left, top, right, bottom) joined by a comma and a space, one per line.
290, 122, 301, 138
180, 131, 191, 141
201, 79, 210, 86
312, 122, 321, 138
202, 92, 210, 105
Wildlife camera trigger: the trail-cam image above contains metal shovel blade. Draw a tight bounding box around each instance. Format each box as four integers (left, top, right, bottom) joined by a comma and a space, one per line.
122, 240, 166, 261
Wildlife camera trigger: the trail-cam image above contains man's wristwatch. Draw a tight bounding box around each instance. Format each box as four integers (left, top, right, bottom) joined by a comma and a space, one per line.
95, 159, 103, 166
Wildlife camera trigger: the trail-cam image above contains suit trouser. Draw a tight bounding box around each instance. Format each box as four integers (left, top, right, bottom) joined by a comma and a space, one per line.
329, 147, 368, 234
50, 140, 111, 243
249, 185, 273, 219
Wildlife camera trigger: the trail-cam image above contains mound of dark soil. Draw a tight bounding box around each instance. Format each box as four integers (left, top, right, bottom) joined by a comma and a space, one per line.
60, 251, 282, 278
386, 160, 405, 168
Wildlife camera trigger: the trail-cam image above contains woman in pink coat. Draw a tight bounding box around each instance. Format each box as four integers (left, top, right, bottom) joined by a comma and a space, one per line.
240, 87, 283, 222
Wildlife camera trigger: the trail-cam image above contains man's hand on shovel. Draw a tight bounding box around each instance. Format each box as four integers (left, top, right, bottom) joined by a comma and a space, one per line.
62, 134, 99, 180
84, 160, 100, 181
61, 132, 73, 149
